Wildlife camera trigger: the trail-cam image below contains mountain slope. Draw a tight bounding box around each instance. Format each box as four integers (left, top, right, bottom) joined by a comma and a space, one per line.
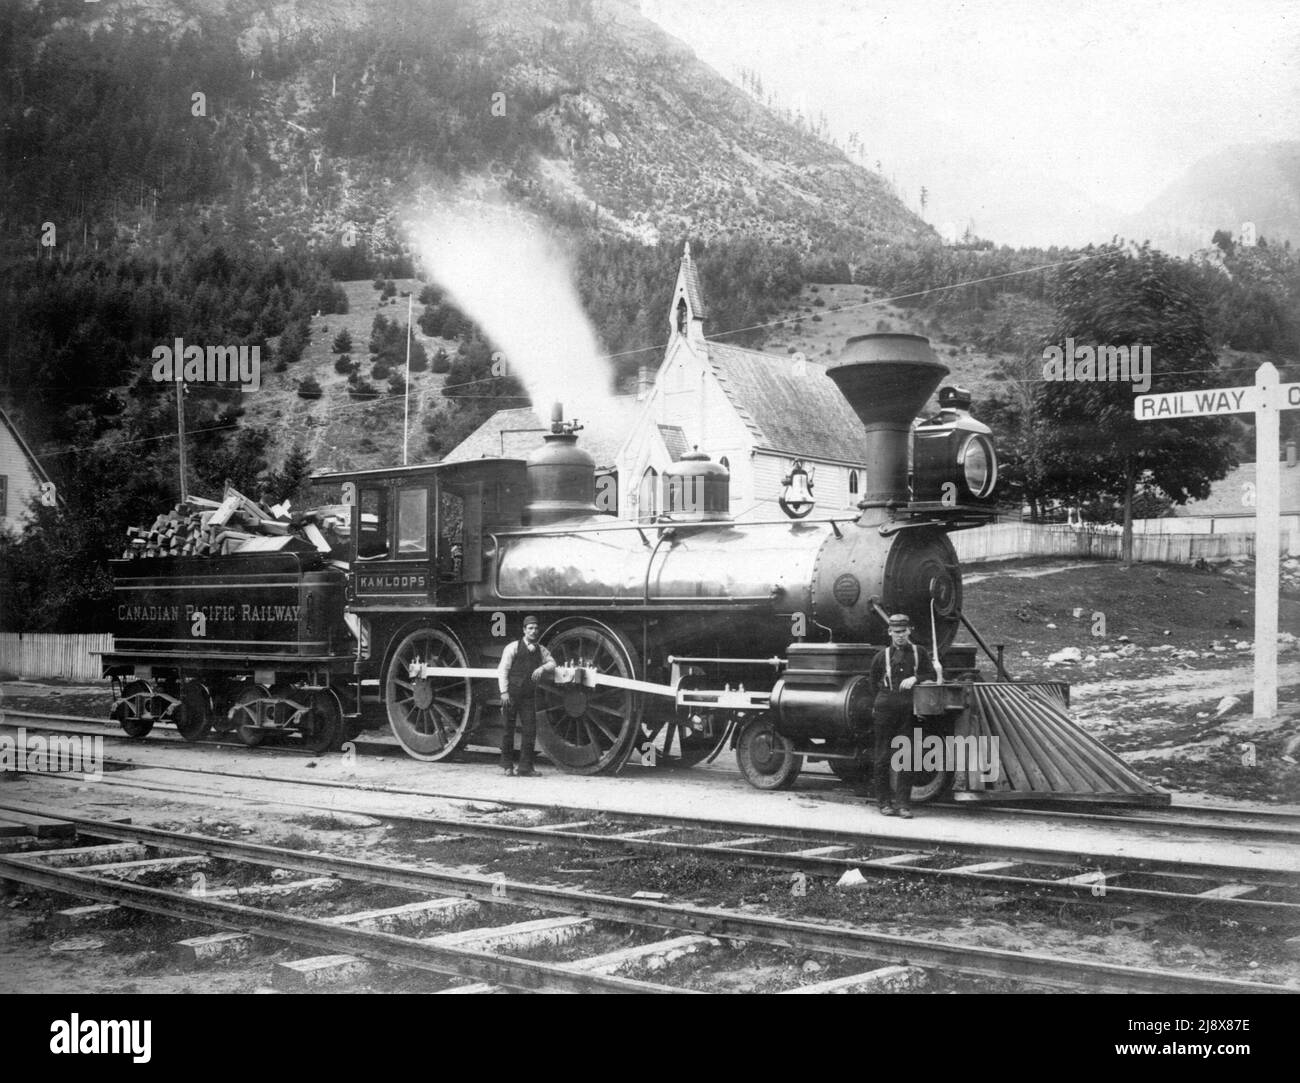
0, 0, 929, 257
1119, 142, 1300, 256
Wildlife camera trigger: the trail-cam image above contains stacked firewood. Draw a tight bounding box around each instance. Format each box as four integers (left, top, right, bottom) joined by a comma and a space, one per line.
121, 482, 347, 561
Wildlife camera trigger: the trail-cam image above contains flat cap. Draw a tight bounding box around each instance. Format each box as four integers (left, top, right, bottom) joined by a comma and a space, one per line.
886, 613, 912, 629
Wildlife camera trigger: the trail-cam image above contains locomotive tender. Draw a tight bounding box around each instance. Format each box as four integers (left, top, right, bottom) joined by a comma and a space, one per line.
103, 333, 1166, 804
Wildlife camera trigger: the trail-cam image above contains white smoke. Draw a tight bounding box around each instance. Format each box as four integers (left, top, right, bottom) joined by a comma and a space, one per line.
409, 204, 614, 429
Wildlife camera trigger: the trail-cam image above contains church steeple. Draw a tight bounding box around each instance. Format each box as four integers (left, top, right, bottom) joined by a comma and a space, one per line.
669, 242, 707, 347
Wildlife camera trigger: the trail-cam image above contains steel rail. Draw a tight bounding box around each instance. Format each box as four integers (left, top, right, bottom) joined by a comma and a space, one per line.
0, 806, 1286, 995
9, 767, 1297, 927
0, 856, 678, 994
8, 708, 1300, 830
5, 714, 1300, 880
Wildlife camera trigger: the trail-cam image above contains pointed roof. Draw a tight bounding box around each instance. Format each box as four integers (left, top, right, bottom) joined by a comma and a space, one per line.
703, 342, 874, 464
678, 242, 706, 319
442, 398, 642, 470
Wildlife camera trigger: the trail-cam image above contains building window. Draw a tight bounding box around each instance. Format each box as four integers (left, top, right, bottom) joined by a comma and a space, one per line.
638, 467, 659, 522
849, 470, 859, 495
0, 475, 6, 517
719, 456, 730, 471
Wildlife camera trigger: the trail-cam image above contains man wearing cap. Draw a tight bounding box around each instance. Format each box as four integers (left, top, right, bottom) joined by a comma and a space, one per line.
497, 615, 556, 777
868, 614, 936, 818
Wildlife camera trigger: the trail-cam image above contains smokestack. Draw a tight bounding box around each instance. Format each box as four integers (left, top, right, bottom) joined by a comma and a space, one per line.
636, 364, 652, 402
825, 334, 949, 504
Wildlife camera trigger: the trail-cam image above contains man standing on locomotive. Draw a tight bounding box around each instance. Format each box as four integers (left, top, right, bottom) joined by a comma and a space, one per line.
497, 615, 556, 777
869, 614, 936, 818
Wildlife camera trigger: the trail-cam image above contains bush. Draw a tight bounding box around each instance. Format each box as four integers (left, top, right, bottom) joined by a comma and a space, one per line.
372, 278, 385, 290
388, 372, 407, 396
297, 376, 323, 400
334, 354, 355, 374
332, 329, 353, 353
372, 360, 391, 380
432, 347, 450, 373
348, 378, 379, 400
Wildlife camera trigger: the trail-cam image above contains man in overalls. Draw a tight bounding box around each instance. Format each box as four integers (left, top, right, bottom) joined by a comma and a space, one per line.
497, 615, 556, 777
869, 614, 935, 818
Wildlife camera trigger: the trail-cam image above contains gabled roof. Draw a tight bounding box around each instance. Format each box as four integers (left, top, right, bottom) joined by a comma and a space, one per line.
1172, 461, 1300, 516
442, 398, 641, 469
703, 341, 874, 464
0, 405, 53, 486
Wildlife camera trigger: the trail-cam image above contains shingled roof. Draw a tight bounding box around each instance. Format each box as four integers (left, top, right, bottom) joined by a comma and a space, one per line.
704, 341, 873, 463
441, 398, 640, 469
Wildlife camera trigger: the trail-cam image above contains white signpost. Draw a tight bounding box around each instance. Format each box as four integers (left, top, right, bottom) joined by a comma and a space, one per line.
1134, 363, 1299, 719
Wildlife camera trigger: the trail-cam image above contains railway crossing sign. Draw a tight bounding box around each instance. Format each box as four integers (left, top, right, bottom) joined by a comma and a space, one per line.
1136, 363, 1298, 719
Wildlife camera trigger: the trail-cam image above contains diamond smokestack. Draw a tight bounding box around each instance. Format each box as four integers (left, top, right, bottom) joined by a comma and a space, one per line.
825, 334, 949, 505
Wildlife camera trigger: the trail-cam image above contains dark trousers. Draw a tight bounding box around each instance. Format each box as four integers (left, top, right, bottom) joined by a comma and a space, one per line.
872, 694, 915, 808
501, 692, 537, 771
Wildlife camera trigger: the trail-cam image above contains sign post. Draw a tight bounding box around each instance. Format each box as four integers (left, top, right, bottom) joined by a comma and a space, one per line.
1135, 363, 1298, 720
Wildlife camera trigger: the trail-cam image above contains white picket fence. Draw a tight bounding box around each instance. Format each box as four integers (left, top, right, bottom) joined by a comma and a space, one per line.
953, 523, 1290, 564
0, 633, 112, 682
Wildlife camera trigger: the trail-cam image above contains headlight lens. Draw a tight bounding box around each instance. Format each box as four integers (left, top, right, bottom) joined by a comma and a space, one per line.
960, 435, 997, 498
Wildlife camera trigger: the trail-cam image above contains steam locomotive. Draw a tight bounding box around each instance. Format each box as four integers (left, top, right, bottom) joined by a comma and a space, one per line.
103, 333, 1166, 804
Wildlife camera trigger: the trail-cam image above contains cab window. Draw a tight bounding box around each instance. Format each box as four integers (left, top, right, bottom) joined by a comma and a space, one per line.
357, 488, 389, 559
397, 487, 429, 554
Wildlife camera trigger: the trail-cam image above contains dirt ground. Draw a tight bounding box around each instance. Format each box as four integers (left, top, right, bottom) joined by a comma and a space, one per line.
2, 557, 1298, 993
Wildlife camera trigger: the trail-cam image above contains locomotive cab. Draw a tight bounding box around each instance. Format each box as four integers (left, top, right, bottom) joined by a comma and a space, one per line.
312, 458, 528, 608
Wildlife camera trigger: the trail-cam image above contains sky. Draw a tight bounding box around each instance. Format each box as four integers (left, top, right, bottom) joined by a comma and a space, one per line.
642, 0, 1300, 246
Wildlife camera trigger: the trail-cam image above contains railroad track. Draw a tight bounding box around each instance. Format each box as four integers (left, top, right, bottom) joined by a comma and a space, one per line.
5, 708, 1300, 845
0, 802, 1291, 994
6, 740, 1300, 931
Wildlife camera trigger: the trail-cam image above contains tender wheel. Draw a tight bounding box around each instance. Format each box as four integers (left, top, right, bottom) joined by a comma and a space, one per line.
385, 627, 474, 761
230, 683, 269, 748
736, 718, 803, 791
300, 690, 344, 754
174, 680, 212, 742
536, 620, 642, 775
113, 679, 155, 739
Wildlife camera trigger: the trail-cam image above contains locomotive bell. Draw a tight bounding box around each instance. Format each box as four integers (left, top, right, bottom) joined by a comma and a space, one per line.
825, 334, 949, 506
525, 405, 600, 525
778, 460, 815, 519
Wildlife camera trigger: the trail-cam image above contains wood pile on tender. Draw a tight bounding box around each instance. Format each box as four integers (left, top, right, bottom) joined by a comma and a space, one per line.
121, 482, 350, 561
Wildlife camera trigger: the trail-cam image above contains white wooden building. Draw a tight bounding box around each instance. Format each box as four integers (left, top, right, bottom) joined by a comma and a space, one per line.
446, 244, 875, 521
0, 406, 54, 534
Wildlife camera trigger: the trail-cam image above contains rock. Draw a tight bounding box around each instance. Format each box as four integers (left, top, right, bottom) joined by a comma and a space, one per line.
1046, 623, 1057, 629
1235, 641, 1252, 651
1085, 655, 1097, 662
1048, 647, 1082, 663
801, 959, 823, 974
1214, 696, 1241, 718
1211, 641, 1227, 651
1118, 635, 1130, 643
